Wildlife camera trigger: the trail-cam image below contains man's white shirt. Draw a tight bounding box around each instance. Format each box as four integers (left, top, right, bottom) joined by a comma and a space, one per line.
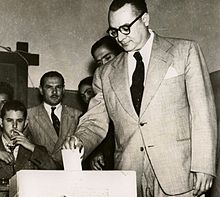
127, 29, 154, 87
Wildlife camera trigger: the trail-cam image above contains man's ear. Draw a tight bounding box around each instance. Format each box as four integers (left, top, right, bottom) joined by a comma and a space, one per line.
39, 86, 43, 96
142, 13, 149, 27
24, 119, 28, 130
0, 119, 2, 128
62, 86, 65, 94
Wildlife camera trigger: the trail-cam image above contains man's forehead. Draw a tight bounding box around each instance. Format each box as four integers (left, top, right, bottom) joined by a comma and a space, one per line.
44, 77, 63, 85
94, 46, 112, 59
4, 110, 24, 118
109, 4, 136, 26
80, 84, 92, 92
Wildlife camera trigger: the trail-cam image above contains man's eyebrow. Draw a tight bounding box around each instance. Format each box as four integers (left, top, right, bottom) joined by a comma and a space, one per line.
5, 118, 12, 120
45, 84, 52, 87
103, 53, 111, 57
98, 53, 112, 61
17, 118, 24, 121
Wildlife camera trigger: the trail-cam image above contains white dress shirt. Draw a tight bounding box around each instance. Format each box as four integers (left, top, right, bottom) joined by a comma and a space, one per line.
127, 29, 154, 87
43, 102, 62, 122
2, 135, 19, 160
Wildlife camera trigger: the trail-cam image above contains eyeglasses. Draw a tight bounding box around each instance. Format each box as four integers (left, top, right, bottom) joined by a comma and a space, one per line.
107, 12, 145, 38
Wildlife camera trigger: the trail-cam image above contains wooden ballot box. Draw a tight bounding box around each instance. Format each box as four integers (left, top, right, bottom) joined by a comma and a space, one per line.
9, 170, 137, 197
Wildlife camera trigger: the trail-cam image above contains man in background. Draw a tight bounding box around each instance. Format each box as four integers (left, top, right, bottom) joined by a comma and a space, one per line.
91, 35, 124, 67
78, 76, 114, 170
78, 37, 123, 170
28, 71, 82, 169
85, 36, 124, 170
0, 100, 57, 179
78, 77, 95, 113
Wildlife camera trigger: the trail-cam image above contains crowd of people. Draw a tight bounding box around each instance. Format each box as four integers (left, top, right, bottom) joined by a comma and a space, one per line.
0, 0, 218, 197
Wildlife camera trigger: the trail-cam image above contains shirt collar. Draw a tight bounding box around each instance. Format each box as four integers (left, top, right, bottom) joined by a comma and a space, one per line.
43, 102, 62, 121
139, 29, 154, 57
127, 29, 154, 86
43, 102, 62, 112
2, 134, 13, 152
129, 29, 154, 57
2, 134, 20, 159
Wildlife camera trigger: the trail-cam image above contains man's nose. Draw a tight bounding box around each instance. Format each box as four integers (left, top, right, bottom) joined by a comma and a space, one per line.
101, 59, 107, 65
117, 31, 126, 42
12, 121, 17, 129
52, 88, 57, 94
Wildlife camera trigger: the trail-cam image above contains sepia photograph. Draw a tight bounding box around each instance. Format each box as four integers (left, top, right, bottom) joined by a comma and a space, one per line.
0, 0, 220, 196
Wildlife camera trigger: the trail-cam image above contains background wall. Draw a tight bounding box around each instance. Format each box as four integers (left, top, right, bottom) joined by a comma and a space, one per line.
0, 0, 220, 90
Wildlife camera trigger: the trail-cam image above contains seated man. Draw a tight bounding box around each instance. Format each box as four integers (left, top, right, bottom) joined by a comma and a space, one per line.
0, 100, 56, 180
28, 71, 82, 169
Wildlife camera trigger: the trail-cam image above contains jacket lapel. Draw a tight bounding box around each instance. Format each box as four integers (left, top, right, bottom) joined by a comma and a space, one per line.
140, 34, 174, 117
109, 35, 174, 119
0, 136, 31, 172
109, 53, 138, 121
15, 146, 32, 171
53, 106, 75, 153
37, 104, 58, 144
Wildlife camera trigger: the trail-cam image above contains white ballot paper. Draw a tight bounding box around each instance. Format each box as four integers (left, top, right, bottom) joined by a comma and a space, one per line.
9, 170, 137, 197
61, 148, 83, 171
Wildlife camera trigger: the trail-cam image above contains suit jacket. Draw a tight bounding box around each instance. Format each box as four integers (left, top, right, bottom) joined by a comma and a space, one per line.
82, 121, 115, 170
74, 34, 217, 196
0, 136, 38, 179
209, 119, 220, 197
27, 104, 82, 168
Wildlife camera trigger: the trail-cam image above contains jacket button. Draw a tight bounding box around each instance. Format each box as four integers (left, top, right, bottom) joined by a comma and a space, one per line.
140, 147, 144, 151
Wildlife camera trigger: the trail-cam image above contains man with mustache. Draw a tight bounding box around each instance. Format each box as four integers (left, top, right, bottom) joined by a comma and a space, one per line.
27, 71, 82, 169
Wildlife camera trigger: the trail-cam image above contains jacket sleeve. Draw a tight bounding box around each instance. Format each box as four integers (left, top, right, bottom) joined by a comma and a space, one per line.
24, 129, 63, 170
74, 67, 110, 158
30, 145, 62, 170
185, 41, 217, 176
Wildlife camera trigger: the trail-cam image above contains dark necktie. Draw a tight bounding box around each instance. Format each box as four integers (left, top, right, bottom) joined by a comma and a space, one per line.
7, 143, 16, 174
51, 107, 60, 135
130, 52, 145, 116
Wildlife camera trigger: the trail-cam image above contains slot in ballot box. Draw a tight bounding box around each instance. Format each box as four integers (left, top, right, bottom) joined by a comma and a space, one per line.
9, 170, 137, 197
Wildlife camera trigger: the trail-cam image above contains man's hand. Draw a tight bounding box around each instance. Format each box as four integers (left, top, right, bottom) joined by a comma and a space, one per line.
11, 129, 35, 152
62, 136, 83, 150
90, 153, 105, 170
193, 172, 213, 196
0, 151, 13, 164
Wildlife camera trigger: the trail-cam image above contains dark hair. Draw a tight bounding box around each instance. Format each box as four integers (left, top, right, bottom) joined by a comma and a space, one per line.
78, 76, 93, 91
0, 82, 14, 100
91, 36, 124, 58
40, 71, 65, 87
109, 0, 148, 15
1, 100, 27, 119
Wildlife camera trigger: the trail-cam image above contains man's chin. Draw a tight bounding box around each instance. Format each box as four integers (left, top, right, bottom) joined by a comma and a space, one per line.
122, 45, 134, 52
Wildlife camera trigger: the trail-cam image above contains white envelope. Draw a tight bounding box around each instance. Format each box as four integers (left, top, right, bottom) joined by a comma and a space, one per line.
61, 148, 84, 171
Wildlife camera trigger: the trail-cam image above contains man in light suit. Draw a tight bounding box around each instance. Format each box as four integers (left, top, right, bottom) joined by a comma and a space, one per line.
28, 71, 82, 169
63, 0, 217, 196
